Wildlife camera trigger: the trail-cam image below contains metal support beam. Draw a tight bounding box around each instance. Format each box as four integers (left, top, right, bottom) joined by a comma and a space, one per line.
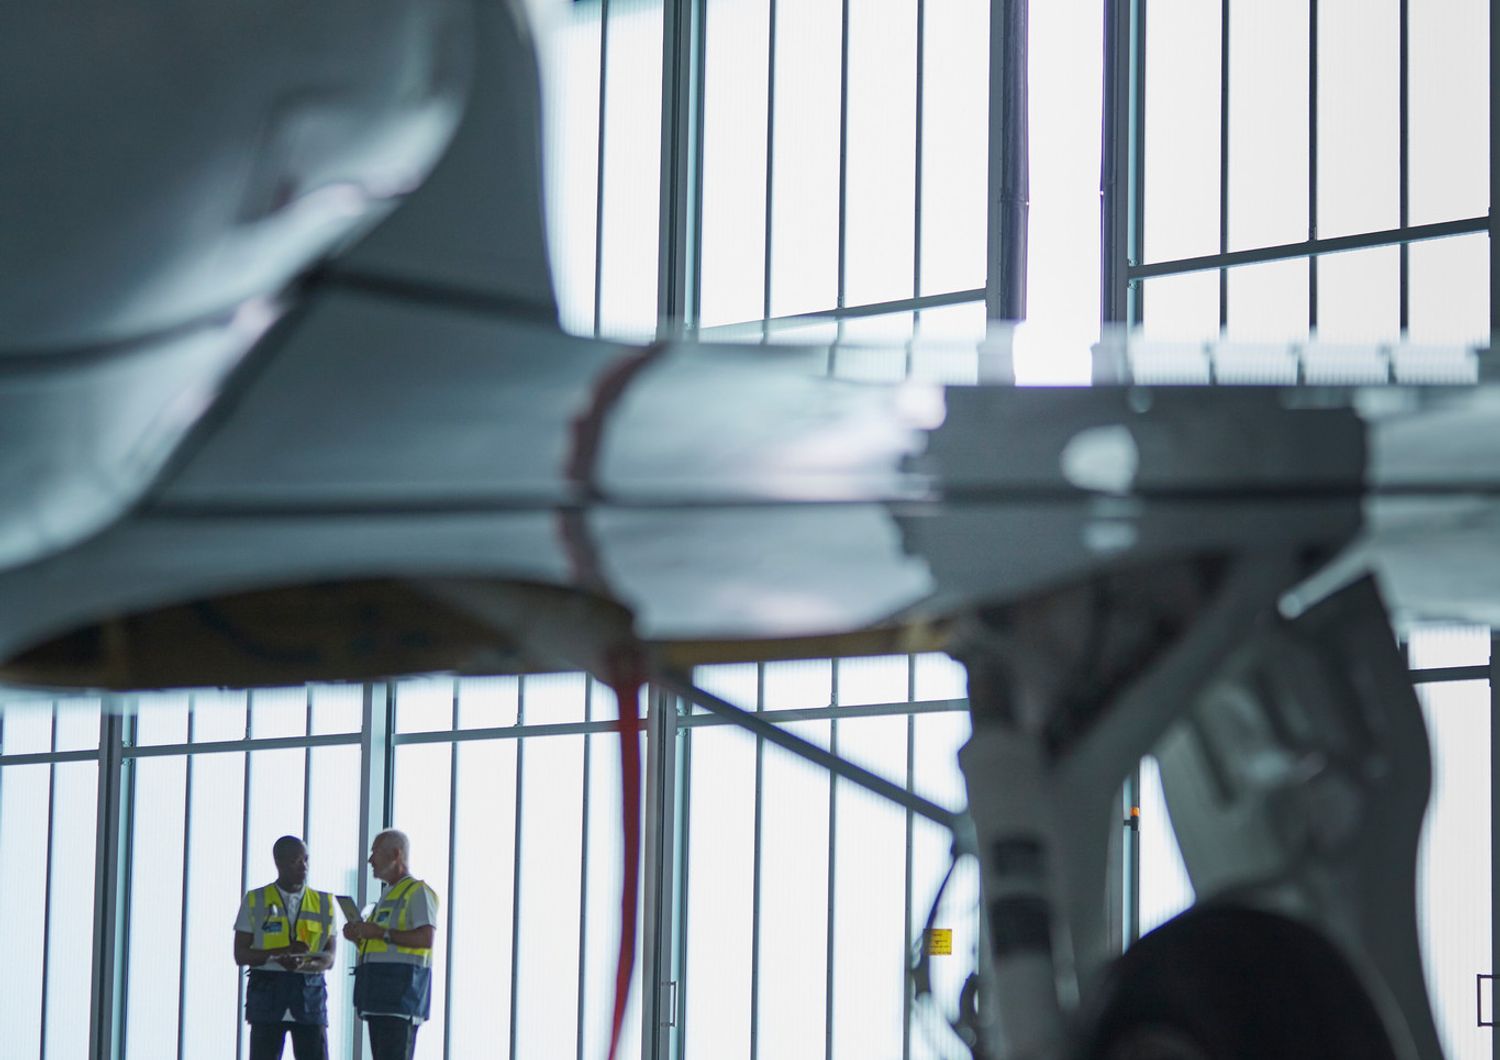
1399, 0, 1410, 333
88, 704, 130, 1060
1127, 0, 1146, 327
1491, 631, 1499, 1060
508, 683, 527, 1060
40, 704, 58, 1060
356, 682, 392, 909
656, 671, 971, 847
1489, 0, 1499, 373
575, 678, 594, 1060
593, 0, 612, 338
986, 0, 1029, 321
696, 288, 987, 342
1101, 0, 1131, 324
1308, 0, 1320, 333
641, 687, 684, 1060
1123, 765, 1141, 948
1129, 215, 1490, 281
658, 0, 706, 334
350, 682, 391, 1060
1218, 0, 1230, 332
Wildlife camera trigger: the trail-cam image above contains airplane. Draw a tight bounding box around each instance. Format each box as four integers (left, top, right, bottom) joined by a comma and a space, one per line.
3, 1, 1495, 1057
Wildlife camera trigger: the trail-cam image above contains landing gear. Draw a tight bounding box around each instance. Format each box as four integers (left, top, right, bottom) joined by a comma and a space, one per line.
952, 561, 1439, 1060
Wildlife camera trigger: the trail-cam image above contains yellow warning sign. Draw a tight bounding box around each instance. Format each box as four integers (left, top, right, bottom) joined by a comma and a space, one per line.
925, 928, 953, 956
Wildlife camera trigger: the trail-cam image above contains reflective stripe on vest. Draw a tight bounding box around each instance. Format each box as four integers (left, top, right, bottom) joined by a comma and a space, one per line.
247, 885, 335, 955
360, 877, 434, 968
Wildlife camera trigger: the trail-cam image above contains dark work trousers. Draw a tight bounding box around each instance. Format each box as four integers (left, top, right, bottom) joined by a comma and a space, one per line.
365, 1016, 419, 1060
248, 1022, 329, 1060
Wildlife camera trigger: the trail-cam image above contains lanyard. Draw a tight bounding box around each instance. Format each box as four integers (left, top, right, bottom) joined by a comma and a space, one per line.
268, 885, 306, 943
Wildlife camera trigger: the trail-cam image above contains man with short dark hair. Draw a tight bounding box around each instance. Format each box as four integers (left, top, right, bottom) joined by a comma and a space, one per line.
234, 835, 337, 1060
343, 829, 440, 1060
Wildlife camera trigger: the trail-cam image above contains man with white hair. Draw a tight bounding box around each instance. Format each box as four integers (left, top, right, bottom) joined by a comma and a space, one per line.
343, 829, 440, 1060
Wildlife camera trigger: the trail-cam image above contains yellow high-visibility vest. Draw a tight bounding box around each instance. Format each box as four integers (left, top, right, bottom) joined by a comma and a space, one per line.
359, 877, 435, 968
246, 884, 334, 956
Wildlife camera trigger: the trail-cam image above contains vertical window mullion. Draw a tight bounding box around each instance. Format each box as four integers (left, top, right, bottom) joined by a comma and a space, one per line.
1125, 766, 1141, 946
1491, 0, 1500, 338
507, 680, 526, 1060
838, 0, 851, 310
1104, 0, 1138, 325
236, 693, 253, 1060
1398, 0, 1410, 334
39, 701, 58, 1060
1219, 0, 1230, 334
692, 0, 707, 332
575, 678, 592, 1060
913, 0, 926, 304
901, 659, 916, 1060
117, 703, 139, 1060
175, 698, 196, 1060
90, 701, 133, 1060
1130, 0, 1147, 328
302, 687, 312, 843
1309, 0, 1319, 334
762, 0, 778, 332
659, 0, 707, 332
594, 0, 613, 338
673, 720, 693, 1060
444, 679, 461, 1060
824, 663, 839, 1060
749, 664, 765, 1060
1489, 631, 1500, 1060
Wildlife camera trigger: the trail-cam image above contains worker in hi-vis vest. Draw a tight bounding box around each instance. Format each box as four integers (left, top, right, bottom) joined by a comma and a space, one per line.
233, 835, 338, 1060
343, 828, 440, 1060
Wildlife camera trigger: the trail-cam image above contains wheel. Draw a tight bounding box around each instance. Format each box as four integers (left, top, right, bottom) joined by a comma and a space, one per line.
1079, 905, 1400, 1060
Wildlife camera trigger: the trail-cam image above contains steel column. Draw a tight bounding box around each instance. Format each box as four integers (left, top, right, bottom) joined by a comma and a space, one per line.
508, 681, 527, 1060
1399, 0, 1410, 333
986, 0, 1030, 320
37, 705, 58, 1060
87, 705, 130, 1060
575, 678, 593, 1060
444, 680, 461, 1060
1128, 0, 1146, 327
174, 699, 196, 1060
658, 0, 706, 333
1101, 0, 1132, 325
641, 687, 684, 1060
825, 664, 840, 1060
762, 0, 779, 331
594, 0, 612, 337
1218, 0, 1230, 333
237, 695, 253, 1060
355, 682, 392, 908
1490, 0, 1499, 368
1123, 765, 1141, 947
749, 666, 765, 1059
1491, 631, 1499, 1060
1309, 0, 1320, 333
1482, 0, 1494, 364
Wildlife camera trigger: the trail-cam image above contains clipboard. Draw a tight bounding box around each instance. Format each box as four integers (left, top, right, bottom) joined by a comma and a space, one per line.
336, 895, 363, 923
